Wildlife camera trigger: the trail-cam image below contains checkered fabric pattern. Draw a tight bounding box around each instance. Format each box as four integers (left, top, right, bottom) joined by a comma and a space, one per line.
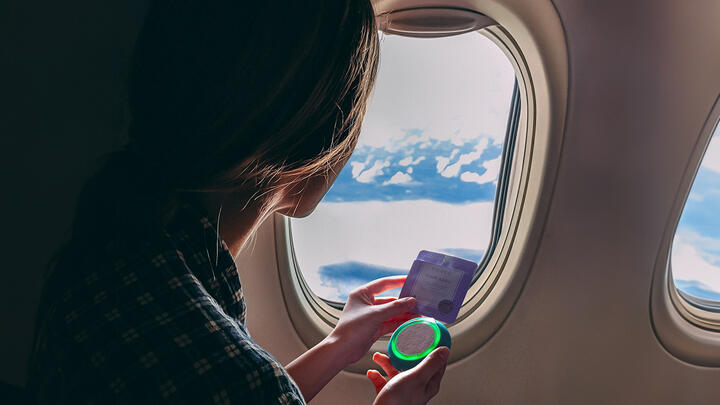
28, 203, 305, 404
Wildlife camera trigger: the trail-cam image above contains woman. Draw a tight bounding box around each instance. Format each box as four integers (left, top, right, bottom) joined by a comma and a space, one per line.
28, 0, 449, 403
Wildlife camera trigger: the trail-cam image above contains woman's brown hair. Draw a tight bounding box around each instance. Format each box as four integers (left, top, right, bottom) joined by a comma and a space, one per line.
72, 0, 379, 239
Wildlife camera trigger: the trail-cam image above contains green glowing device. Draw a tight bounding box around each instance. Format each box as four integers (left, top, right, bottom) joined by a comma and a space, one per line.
388, 317, 451, 371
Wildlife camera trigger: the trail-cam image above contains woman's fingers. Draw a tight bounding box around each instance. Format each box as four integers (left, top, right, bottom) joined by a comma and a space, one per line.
424, 352, 447, 398
377, 312, 418, 338
373, 296, 397, 305
361, 276, 407, 296
409, 347, 450, 382
370, 349, 449, 403
372, 352, 400, 379
366, 369, 387, 394
373, 297, 417, 322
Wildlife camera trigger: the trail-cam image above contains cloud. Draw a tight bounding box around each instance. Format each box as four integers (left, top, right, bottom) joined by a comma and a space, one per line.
674, 280, 720, 301
440, 138, 490, 178
688, 192, 704, 203
383, 171, 413, 185
676, 230, 720, 254
675, 230, 720, 269
291, 199, 495, 299
350, 31, 515, 157
399, 156, 426, 166
350, 154, 375, 178
437, 248, 485, 264
316, 261, 407, 301
350, 162, 366, 178
460, 171, 490, 184
703, 133, 720, 173
327, 140, 500, 204
434, 149, 460, 174
459, 155, 502, 185
483, 155, 502, 176
355, 160, 389, 183
398, 156, 413, 166
672, 237, 720, 293
436, 156, 451, 173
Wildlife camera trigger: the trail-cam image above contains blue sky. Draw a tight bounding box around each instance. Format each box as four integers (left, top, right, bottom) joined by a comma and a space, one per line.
672, 126, 720, 301
325, 136, 503, 203
291, 32, 514, 301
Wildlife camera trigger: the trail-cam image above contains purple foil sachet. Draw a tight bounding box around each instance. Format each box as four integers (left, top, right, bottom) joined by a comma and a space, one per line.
399, 250, 477, 324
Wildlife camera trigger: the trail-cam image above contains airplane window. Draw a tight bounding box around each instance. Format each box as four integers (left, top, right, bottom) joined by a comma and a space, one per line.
671, 123, 720, 305
290, 31, 517, 302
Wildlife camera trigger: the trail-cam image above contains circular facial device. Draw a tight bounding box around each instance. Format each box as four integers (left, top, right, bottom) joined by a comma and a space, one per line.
388, 317, 451, 371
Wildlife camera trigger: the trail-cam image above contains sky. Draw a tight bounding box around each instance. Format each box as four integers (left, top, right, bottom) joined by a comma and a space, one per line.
671, 125, 720, 301
291, 31, 515, 301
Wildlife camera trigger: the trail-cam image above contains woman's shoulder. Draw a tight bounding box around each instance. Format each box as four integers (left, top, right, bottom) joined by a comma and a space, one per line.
31, 231, 304, 404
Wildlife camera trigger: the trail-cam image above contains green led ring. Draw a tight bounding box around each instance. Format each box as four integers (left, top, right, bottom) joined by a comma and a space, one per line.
388, 317, 451, 370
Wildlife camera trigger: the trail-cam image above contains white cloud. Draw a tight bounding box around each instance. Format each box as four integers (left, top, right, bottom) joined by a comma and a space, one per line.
356, 33, 515, 152
291, 200, 495, 299
702, 133, 720, 173
350, 162, 366, 178
350, 154, 375, 178
459, 155, 502, 185
451, 133, 465, 146
483, 155, 502, 177
440, 138, 490, 178
688, 192, 704, 202
676, 230, 720, 257
441, 165, 461, 178
407, 167, 413, 174
672, 238, 720, 293
355, 160, 389, 183
460, 171, 490, 184
398, 156, 426, 166
398, 156, 413, 166
435, 156, 450, 173
383, 171, 413, 185
434, 149, 461, 175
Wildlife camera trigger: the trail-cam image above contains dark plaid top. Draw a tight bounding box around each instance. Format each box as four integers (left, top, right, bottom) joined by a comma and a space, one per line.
28, 203, 305, 404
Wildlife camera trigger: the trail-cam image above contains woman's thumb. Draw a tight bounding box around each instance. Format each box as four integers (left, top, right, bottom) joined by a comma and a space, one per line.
410, 346, 450, 382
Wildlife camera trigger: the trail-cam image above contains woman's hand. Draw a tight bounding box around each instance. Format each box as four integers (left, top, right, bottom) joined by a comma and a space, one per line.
367, 348, 449, 405
286, 276, 418, 402
328, 276, 419, 365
